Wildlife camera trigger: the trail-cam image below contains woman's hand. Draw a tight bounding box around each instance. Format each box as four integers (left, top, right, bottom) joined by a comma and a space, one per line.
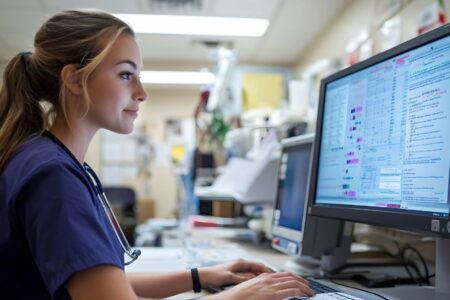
205, 272, 314, 300
198, 259, 273, 288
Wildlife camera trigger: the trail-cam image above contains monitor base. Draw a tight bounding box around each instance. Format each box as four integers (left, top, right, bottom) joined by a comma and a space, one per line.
321, 223, 353, 273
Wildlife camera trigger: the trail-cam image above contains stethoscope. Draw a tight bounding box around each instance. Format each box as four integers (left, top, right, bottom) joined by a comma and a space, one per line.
43, 130, 141, 265
84, 163, 141, 265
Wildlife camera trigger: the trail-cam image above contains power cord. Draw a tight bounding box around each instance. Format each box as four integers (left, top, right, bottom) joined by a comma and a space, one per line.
397, 244, 431, 285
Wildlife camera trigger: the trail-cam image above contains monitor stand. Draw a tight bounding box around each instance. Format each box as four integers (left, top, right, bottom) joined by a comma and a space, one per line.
321, 234, 352, 274
321, 222, 353, 274
282, 233, 353, 277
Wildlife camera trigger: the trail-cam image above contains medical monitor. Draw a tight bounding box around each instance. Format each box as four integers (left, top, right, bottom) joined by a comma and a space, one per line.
271, 133, 350, 275
308, 24, 450, 294
271, 133, 315, 256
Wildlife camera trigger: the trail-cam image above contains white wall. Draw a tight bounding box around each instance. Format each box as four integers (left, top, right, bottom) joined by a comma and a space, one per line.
295, 0, 450, 75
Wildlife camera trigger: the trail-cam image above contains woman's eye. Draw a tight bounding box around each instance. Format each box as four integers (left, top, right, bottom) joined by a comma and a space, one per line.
120, 72, 133, 80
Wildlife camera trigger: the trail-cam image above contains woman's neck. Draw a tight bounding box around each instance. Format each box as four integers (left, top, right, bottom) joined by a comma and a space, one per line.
49, 118, 97, 164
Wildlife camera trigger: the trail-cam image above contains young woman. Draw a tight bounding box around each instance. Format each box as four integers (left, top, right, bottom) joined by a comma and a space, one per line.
0, 10, 313, 300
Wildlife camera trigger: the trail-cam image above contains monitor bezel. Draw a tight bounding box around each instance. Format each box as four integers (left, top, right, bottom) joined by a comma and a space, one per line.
307, 24, 450, 238
271, 133, 315, 250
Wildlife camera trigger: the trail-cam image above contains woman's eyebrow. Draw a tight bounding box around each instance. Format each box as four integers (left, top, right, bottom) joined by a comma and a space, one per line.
115, 59, 138, 70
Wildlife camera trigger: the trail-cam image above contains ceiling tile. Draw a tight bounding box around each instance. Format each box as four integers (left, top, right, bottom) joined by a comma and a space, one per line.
40, 0, 141, 13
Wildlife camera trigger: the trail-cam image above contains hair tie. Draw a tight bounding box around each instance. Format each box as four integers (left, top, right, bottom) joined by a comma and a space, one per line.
19, 51, 32, 66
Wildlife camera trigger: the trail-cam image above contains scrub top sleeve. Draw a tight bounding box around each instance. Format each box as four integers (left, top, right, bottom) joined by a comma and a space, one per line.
16, 160, 123, 298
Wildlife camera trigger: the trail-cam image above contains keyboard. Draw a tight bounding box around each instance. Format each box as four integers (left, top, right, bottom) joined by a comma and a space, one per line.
307, 279, 339, 294
286, 279, 363, 300
220, 278, 363, 300
287, 292, 364, 300
218, 279, 338, 295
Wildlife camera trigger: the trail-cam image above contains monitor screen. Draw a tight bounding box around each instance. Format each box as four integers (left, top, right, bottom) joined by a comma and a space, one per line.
272, 134, 314, 255
308, 24, 450, 238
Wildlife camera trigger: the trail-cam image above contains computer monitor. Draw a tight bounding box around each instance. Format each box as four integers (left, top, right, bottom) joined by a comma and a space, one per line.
271, 134, 314, 255
308, 24, 450, 295
271, 133, 350, 275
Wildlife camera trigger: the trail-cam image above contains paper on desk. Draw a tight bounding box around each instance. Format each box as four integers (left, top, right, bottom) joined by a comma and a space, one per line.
201, 155, 273, 198
209, 158, 253, 194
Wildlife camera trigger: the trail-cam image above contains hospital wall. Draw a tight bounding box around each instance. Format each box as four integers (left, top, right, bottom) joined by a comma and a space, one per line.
295, 0, 450, 75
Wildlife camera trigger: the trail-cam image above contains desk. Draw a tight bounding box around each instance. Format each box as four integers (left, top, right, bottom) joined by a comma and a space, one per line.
126, 229, 446, 300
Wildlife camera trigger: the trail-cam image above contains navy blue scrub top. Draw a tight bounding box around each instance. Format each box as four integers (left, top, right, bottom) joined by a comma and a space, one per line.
0, 132, 124, 299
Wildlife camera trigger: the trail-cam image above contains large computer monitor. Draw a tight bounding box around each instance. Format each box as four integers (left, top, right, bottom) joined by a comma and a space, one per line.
308, 24, 450, 296
271, 133, 350, 275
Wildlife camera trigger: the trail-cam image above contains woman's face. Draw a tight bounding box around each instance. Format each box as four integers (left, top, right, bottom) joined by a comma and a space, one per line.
85, 33, 148, 134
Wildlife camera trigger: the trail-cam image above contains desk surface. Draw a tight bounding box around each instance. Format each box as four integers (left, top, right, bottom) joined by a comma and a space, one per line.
127, 228, 445, 300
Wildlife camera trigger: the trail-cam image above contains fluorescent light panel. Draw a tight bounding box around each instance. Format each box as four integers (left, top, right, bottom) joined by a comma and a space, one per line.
140, 71, 215, 85
114, 14, 269, 37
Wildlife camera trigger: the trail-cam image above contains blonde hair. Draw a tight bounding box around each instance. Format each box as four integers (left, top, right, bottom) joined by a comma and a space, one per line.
0, 10, 134, 173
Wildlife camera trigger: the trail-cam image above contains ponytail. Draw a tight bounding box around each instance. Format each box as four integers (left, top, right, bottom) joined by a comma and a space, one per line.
0, 52, 45, 173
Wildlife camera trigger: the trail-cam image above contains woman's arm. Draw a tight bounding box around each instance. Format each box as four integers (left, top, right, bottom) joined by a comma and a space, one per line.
127, 259, 282, 299
127, 268, 314, 300
128, 270, 194, 298
67, 265, 137, 300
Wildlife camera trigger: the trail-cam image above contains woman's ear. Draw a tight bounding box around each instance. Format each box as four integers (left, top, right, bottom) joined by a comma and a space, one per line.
60, 65, 83, 95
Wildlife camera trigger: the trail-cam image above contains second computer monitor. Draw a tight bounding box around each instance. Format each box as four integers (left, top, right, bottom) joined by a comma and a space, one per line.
271, 133, 315, 256
271, 134, 350, 275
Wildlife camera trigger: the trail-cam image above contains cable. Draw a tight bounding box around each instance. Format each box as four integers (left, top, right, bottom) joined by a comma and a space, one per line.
396, 244, 431, 285
400, 252, 421, 285
329, 278, 390, 300
401, 246, 430, 285
394, 241, 429, 285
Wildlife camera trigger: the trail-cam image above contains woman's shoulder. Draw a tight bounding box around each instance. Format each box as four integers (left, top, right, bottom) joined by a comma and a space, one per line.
1, 134, 93, 204
4, 134, 82, 181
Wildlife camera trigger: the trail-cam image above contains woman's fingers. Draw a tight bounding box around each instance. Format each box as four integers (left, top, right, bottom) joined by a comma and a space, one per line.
273, 279, 314, 297
234, 260, 273, 274
221, 271, 315, 300
275, 288, 308, 300
266, 272, 309, 284
229, 272, 256, 284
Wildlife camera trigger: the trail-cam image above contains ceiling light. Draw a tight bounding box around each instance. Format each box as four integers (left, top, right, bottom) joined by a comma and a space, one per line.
140, 71, 215, 85
114, 14, 269, 37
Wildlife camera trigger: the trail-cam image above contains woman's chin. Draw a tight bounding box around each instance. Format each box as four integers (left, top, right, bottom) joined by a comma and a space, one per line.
108, 124, 134, 135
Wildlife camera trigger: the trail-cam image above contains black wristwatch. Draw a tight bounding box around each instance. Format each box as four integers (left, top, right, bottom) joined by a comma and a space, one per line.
191, 268, 202, 293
